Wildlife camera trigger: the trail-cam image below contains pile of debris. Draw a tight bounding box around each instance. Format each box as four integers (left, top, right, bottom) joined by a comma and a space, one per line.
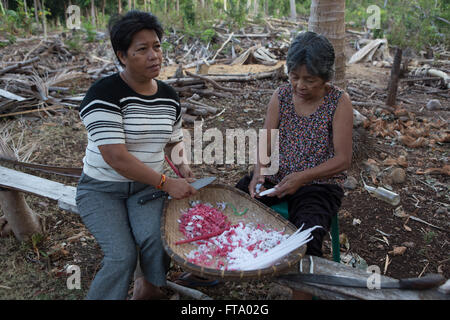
0, 20, 297, 124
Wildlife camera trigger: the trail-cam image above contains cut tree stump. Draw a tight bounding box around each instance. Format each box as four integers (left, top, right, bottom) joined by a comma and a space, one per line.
386, 47, 403, 106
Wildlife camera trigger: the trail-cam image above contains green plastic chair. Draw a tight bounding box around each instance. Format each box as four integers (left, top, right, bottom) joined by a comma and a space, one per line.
270, 201, 341, 263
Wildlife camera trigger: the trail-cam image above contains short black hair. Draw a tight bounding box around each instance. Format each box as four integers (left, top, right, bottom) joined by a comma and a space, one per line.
286, 31, 335, 82
108, 10, 164, 66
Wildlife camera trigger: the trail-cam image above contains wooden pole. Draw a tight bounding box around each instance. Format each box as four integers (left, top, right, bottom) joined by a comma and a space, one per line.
41, 0, 47, 40
386, 47, 403, 106
91, 0, 96, 28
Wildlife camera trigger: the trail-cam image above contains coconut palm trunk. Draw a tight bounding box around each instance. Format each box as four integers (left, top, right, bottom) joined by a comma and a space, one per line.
91, 0, 96, 28
289, 0, 296, 21
308, 0, 346, 89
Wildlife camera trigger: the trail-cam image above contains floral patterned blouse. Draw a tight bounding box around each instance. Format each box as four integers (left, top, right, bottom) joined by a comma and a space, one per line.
266, 83, 347, 186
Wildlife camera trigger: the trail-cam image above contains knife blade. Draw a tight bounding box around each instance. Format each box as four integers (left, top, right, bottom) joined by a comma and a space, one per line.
137, 176, 216, 204
278, 273, 445, 290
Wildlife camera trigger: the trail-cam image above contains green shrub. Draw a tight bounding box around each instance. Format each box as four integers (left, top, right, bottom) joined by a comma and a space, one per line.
346, 0, 449, 51
82, 21, 96, 43
200, 28, 216, 43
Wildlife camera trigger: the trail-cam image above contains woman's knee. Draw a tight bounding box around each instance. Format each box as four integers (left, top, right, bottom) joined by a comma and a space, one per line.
235, 174, 252, 193
104, 246, 138, 271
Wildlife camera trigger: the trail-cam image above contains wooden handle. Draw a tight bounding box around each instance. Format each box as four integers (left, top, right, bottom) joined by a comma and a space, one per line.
138, 190, 167, 204
399, 274, 446, 290
165, 155, 183, 178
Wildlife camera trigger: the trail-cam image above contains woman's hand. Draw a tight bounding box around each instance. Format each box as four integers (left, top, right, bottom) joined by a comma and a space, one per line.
162, 177, 197, 200
249, 171, 266, 198
269, 172, 305, 198
177, 164, 196, 183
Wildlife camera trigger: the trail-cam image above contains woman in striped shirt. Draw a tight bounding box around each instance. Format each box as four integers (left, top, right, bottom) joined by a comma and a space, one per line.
76, 11, 196, 300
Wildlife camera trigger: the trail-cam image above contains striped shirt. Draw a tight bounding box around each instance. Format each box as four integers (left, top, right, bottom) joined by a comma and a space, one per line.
78, 73, 183, 181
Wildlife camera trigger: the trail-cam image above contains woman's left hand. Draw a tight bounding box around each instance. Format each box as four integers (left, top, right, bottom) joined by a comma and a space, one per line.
177, 164, 196, 182
269, 172, 305, 198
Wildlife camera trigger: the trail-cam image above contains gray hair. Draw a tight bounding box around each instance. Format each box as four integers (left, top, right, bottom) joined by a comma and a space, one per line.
286, 31, 335, 82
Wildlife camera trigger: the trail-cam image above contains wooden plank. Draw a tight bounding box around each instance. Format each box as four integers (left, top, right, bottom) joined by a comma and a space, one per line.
0, 165, 78, 214
0, 56, 40, 76
276, 255, 448, 300
348, 39, 387, 64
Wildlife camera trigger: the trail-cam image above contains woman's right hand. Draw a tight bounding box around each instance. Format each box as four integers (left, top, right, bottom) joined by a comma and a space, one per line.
249, 172, 265, 198
162, 177, 197, 200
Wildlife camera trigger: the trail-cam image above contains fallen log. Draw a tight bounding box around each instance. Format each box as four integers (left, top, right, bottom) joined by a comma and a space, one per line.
0, 57, 40, 76
185, 99, 218, 114
166, 281, 213, 300
219, 32, 271, 38
276, 255, 448, 300
401, 77, 443, 83
181, 113, 198, 124
182, 102, 217, 115
0, 88, 26, 102
184, 70, 240, 93
186, 88, 232, 99
411, 67, 450, 89
173, 84, 205, 94
186, 106, 209, 116
165, 67, 286, 86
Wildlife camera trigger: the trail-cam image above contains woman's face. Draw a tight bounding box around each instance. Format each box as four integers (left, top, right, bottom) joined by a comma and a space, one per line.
289, 65, 326, 101
118, 29, 163, 80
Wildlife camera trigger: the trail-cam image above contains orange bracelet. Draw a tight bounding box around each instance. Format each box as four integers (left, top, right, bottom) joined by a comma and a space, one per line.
156, 173, 166, 190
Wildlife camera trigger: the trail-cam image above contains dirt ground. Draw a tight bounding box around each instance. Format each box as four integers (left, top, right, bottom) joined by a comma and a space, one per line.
0, 32, 449, 300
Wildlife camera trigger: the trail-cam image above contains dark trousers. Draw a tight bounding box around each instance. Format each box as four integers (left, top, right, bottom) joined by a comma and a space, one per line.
235, 173, 344, 257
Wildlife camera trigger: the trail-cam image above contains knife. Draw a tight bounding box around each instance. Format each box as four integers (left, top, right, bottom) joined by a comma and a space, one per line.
278, 273, 446, 290
137, 176, 216, 205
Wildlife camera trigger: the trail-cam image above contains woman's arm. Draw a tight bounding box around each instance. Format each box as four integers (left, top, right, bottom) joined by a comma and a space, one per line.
270, 92, 353, 198
164, 140, 195, 180
249, 89, 280, 198
98, 144, 196, 199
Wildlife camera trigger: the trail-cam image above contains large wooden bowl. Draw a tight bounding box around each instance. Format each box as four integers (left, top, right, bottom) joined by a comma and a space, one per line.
161, 184, 306, 281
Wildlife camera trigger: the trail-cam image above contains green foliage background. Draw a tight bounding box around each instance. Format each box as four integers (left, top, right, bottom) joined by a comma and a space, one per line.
0, 0, 448, 51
